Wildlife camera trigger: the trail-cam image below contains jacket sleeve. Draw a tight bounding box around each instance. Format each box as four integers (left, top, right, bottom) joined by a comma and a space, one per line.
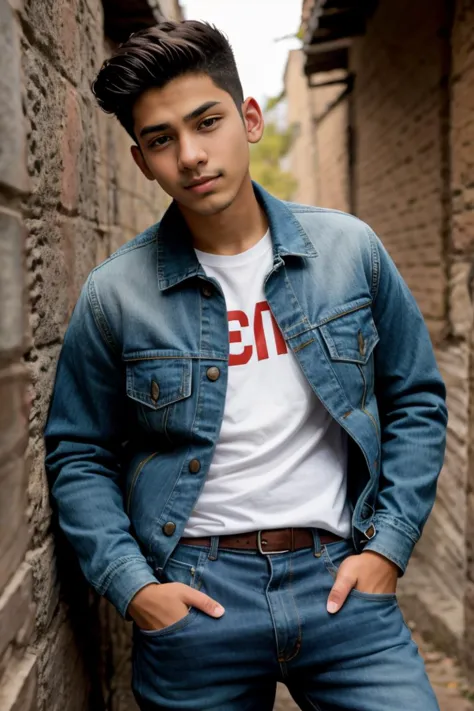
363, 229, 448, 572
44, 275, 157, 617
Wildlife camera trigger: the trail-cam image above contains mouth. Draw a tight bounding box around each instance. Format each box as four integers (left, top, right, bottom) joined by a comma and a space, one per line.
184, 175, 221, 194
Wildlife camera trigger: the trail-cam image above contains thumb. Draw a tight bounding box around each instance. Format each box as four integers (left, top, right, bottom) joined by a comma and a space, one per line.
181, 586, 225, 618
327, 567, 356, 614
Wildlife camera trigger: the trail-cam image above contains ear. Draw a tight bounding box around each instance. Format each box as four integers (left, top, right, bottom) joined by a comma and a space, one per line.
130, 144, 155, 181
242, 97, 265, 145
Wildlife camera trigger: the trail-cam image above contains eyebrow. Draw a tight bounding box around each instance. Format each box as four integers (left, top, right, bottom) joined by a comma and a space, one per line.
139, 101, 222, 138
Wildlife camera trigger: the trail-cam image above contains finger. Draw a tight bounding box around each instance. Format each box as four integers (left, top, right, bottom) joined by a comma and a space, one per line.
181, 586, 225, 618
327, 570, 357, 614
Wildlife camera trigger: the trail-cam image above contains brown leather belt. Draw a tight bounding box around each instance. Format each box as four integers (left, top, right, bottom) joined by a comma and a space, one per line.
180, 527, 342, 554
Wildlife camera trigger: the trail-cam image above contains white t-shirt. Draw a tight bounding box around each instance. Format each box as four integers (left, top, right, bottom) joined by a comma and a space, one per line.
183, 230, 351, 538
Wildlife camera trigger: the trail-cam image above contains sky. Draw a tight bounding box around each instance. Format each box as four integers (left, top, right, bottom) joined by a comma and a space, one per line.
180, 0, 303, 109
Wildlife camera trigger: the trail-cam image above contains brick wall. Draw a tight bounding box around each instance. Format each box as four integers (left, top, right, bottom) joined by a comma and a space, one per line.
0, 1, 176, 709
285, 50, 318, 205
348, 0, 468, 660
351, 0, 449, 339
312, 70, 350, 212
285, 51, 350, 211
294, 0, 474, 681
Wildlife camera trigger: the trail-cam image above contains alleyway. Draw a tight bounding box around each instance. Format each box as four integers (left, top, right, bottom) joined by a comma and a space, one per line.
2, 0, 474, 708
273, 633, 474, 710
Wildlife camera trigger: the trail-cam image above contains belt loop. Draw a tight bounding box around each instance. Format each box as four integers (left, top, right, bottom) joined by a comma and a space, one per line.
208, 536, 219, 561
312, 528, 322, 558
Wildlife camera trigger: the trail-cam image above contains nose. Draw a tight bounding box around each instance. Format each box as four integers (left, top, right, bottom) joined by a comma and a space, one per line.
177, 135, 207, 172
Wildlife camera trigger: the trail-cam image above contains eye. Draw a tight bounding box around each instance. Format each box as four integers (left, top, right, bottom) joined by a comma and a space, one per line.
149, 135, 171, 148
199, 116, 220, 130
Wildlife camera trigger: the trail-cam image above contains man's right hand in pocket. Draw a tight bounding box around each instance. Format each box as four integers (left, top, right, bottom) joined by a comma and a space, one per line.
127, 583, 225, 632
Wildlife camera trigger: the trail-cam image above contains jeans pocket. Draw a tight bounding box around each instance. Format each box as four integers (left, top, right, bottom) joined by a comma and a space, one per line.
322, 539, 397, 602
135, 545, 208, 638
135, 606, 198, 639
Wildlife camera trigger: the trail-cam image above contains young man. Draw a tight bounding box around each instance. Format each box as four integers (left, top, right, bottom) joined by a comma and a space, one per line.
45, 20, 448, 711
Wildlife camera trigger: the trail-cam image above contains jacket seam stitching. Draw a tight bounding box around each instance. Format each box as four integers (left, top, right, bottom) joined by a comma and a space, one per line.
145, 300, 206, 554
87, 277, 120, 356
366, 227, 381, 302
152, 292, 213, 550
95, 555, 148, 594
373, 515, 418, 544
288, 202, 375, 228
91, 231, 158, 275
287, 301, 375, 340
124, 354, 227, 362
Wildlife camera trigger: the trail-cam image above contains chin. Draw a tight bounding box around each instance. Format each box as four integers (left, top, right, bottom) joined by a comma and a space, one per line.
186, 192, 235, 217
197, 199, 233, 216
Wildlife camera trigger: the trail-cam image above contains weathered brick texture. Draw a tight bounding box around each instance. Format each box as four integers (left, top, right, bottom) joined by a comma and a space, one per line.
296, 0, 468, 662
349, 0, 469, 664
0, 0, 29, 195
0, 1, 36, 708
351, 0, 449, 340
452, 0, 474, 683
0, 0, 180, 709
293, 0, 474, 686
312, 71, 350, 213
285, 53, 350, 211
285, 50, 319, 206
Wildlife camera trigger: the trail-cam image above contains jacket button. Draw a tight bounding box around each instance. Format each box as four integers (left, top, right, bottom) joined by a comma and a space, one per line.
364, 524, 376, 540
201, 285, 213, 298
206, 366, 220, 381
162, 522, 176, 536
151, 380, 160, 403
189, 459, 201, 474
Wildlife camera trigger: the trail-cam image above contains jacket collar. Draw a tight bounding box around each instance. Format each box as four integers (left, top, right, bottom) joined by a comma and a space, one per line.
156, 181, 318, 291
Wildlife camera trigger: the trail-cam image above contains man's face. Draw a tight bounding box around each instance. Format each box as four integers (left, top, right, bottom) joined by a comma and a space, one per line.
131, 73, 262, 216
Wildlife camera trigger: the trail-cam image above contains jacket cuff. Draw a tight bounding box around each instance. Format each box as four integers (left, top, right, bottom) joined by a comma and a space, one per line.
362, 515, 418, 574
97, 556, 159, 618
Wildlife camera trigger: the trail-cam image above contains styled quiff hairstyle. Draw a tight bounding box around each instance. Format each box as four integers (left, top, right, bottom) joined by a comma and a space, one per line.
91, 20, 244, 141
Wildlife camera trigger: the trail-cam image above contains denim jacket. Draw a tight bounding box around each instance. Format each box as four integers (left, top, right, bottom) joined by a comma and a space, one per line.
44, 183, 448, 618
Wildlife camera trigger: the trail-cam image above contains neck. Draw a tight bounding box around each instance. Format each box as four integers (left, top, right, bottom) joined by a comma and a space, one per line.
178, 175, 269, 255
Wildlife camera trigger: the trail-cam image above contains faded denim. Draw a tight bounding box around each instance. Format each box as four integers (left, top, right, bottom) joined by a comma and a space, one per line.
44, 182, 448, 619
132, 535, 440, 710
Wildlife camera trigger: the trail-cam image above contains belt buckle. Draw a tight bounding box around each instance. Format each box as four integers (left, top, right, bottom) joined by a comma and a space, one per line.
257, 530, 290, 555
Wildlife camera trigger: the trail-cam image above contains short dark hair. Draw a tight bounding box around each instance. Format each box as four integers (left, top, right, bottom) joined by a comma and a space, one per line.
91, 20, 244, 140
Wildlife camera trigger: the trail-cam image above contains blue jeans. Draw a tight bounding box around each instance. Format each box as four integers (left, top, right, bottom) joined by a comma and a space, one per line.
132, 533, 440, 710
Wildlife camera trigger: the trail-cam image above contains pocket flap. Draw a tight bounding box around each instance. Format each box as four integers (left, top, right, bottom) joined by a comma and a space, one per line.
319, 305, 379, 365
125, 357, 192, 410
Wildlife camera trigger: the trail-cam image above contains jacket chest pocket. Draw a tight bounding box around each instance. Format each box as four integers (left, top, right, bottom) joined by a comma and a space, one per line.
318, 304, 379, 410
125, 356, 193, 441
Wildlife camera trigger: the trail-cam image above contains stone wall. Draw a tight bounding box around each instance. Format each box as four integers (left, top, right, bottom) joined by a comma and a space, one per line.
0, 1, 176, 709
451, 0, 474, 680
